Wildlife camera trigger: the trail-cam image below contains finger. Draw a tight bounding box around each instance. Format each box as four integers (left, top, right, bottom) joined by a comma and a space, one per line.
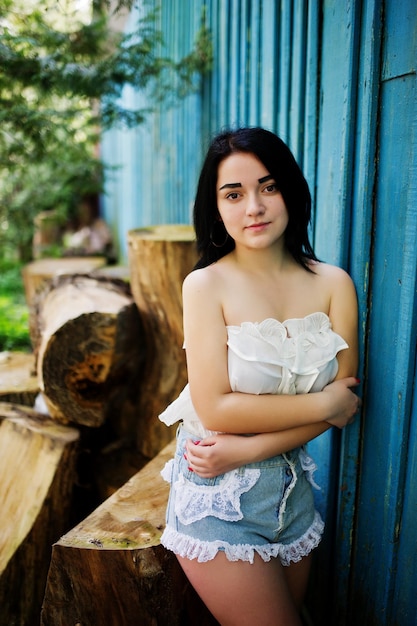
186, 448, 209, 469
348, 376, 361, 388
186, 445, 207, 463
185, 439, 201, 456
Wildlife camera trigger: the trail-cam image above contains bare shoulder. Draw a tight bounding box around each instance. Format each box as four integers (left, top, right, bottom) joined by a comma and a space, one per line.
313, 261, 352, 282
182, 263, 229, 331
311, 263, 358, 375
182, 263, 229, 382
312, 261, 356, 295
314, 262, 358, 336
182, 263, 224, 299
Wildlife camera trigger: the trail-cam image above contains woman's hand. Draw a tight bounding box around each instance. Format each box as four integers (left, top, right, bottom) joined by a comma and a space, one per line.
323, 377, 361, 428
185, 434, 255, 478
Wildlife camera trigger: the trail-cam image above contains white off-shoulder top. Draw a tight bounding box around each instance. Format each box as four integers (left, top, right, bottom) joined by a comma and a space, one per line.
159, 312, 348, 439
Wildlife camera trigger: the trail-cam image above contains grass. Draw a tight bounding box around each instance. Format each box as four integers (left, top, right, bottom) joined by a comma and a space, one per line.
0, 260, 31, 352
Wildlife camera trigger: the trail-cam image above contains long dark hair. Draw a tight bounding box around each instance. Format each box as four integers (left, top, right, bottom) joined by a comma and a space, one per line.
193, 127, 318, 270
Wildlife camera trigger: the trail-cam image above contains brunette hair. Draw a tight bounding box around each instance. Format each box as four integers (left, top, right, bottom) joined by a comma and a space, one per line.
193, 127, 319, 270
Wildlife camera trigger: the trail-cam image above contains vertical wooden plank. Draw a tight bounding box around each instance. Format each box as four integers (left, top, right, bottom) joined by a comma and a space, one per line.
394, 373, 417, 625
306, 1, 362, 623
277, 0, 292, 140
308, 0, 361, 501
260, 1, 279, 130
237, 0, 249, 125
349, 0, 417, 622
183, 0, 205, 223
333, 2, 383, 624
314, 0, 361, 266
229, 0, 241, 125
218, 0, 231, 126
351, 73, 417, 626
200, 0, 215, 141
288, 0, 307, 162
302, 0, 320, 210
248, 0, 260, 125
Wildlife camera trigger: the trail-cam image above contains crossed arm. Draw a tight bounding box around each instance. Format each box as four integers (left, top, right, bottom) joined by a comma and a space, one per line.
182, 265, 360, 478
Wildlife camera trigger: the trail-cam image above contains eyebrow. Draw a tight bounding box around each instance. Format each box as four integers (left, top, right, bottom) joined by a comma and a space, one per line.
219, 174, 274, 190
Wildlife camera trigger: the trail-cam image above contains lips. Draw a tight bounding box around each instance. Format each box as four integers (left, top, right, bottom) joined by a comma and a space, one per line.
246, 222, 270, 230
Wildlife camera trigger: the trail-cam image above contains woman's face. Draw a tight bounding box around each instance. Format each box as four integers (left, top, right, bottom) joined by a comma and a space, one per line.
216, 152, 289, 251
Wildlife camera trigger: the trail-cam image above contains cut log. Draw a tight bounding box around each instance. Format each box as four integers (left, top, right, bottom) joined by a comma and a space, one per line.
31, 274, 145, 433
41, 439, 218, 626
128, 225, 197, 457
21, 256, 106, 309
92, 264, 130, 282
0, 402, 79, 626
0, 351, 39, 406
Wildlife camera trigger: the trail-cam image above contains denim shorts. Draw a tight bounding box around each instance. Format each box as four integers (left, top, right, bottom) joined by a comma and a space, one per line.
160, 426, 324, 566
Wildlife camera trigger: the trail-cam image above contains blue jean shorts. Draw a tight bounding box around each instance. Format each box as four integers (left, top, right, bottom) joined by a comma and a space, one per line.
160, 426, 324, 566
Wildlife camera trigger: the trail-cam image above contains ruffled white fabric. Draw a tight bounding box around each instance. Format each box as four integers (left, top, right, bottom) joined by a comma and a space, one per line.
227, 312, 348, 395
159, 312, 348, 439
160, 458, 174, 483
159, 385, 218, 439
173, 468, 261, 525
160, 510, 324, 566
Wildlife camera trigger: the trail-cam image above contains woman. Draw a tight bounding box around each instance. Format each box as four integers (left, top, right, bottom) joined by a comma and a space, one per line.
159, 127, 360, 625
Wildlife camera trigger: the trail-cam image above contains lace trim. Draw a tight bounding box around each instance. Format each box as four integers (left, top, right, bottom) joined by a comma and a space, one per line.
278, 510, 325, 566
173, 468, 261, 525
299, 448, 321, 490
161, 510, 324, 566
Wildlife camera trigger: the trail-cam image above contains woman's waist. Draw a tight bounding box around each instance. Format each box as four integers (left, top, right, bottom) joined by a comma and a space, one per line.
176, 425, 301, 469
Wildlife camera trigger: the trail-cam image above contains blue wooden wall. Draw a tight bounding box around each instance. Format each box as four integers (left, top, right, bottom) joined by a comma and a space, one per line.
101, 1, 417, 624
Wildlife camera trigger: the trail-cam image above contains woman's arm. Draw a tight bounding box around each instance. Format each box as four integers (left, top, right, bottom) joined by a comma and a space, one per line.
324, 263, 359, 425
185, 423, 330, 477
183, 266, 359, 434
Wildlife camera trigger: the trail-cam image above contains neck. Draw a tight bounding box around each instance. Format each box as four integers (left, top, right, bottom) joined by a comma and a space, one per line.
231, 242, 294, 274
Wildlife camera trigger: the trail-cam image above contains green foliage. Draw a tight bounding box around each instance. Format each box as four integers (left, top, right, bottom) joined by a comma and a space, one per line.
0, 260, 31, 351
0, 0, 212, 260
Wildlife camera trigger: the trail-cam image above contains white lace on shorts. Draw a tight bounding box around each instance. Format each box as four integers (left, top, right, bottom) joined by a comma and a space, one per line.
160, 426, 324, 566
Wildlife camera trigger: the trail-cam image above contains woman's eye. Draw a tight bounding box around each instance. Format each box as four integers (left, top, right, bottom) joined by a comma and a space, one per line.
225, 192, 240, 200
264, 183, 278, 193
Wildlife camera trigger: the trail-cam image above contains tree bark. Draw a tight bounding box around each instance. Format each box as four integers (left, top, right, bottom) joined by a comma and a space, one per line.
41, 439, 218, 626
0, 402, 79, 626
31, 274, 145, 432
128, 225, 197, 458
0, 351, 39, 406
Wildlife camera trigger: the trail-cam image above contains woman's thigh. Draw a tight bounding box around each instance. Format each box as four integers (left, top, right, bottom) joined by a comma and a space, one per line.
282, 553, 312, 609
177, 552, 303, 626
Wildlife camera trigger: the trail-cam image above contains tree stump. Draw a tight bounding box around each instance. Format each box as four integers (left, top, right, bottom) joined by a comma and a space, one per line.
31, 274, 145, 434
92, 264, 130, 282
41, 439, 218, 626
0, 402, 79, 626
21, 256, 106, 308
128, 225, 197, 458
0, 351, 39, 406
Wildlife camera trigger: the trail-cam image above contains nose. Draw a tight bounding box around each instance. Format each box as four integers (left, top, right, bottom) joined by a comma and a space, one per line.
246, 193, 265, 216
